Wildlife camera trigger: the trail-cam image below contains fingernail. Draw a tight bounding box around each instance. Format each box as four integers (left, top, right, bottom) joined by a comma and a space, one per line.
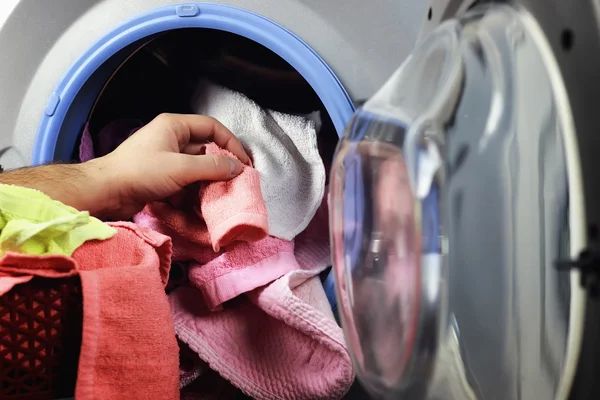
229, 159, 242, 175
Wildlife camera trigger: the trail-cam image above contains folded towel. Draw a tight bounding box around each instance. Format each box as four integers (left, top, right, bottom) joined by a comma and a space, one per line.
137, 206, 297, 309
0, 184, 116, 256
0, 222, 179, 400
170, 198, 354, 399
188, 236, 299, 310
192, 80, 325, 240
200, 143, 268, 251
78, 119, 142, 162
136, 182, 293, 309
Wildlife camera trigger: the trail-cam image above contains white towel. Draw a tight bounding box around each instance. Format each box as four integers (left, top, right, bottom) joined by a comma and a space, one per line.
191, 80, 325, 240
302, 110, 322, 133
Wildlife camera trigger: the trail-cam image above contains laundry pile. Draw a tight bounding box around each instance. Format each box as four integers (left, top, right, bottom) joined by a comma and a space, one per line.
0, 81, 354, 399
0, 186, 179, 399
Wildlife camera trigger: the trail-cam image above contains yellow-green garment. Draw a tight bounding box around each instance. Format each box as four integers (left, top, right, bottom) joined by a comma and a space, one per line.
0, 184, 116, 256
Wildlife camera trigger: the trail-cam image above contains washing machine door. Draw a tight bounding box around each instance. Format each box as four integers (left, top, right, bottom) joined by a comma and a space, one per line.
329, 3, 588, 399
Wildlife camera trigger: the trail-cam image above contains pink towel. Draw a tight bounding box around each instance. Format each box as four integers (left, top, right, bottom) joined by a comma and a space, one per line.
134, 142, 268, 254
136, 203, 299, 308
200, 143, 268, 251
170, 199, 355, 399
133, 140, 353, 398
188, 236, 300, 310
136, 201, 299, 310
0, 222, 180, 400
139, 198, 212, 250
134, 143, 289, 307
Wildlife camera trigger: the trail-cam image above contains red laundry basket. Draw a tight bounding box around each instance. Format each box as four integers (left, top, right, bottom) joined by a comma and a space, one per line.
0, 277, 82, 400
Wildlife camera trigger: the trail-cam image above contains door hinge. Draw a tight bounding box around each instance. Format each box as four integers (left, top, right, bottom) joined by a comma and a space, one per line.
555, 249, 600, 298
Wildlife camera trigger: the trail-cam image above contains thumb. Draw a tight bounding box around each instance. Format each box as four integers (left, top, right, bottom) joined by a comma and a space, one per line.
173, 153, 243, 184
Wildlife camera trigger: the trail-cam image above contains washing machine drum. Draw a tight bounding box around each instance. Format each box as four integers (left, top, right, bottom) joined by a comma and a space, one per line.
329, 4, 588, 399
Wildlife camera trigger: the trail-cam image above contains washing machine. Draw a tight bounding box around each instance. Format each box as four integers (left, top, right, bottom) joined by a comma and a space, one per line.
328, 1, 600, 399
0, 0, 599, 399
0, 0, 432, 169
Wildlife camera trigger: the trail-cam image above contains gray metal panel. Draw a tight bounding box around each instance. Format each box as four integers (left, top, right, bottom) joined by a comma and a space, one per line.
0, 0, 429, 169
415, 0, 472, 42
512, 0, 600, 397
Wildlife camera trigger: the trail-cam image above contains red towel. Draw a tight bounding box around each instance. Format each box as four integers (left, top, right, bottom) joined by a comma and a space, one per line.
0, 222, 179, 400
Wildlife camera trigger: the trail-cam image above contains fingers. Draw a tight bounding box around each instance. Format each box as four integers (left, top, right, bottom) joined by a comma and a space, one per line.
182, 142, 207, 156
169, 153, 243, 186
154, 113, 250, 164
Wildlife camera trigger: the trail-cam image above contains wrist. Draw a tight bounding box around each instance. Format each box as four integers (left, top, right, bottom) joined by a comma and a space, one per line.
79, 157, 123, 218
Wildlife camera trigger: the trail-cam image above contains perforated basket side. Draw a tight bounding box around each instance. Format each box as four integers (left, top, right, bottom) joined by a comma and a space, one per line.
0, 277, 82, 400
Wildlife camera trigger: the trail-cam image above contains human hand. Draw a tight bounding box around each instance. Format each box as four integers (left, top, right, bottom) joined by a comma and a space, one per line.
90, 113, 250, 220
